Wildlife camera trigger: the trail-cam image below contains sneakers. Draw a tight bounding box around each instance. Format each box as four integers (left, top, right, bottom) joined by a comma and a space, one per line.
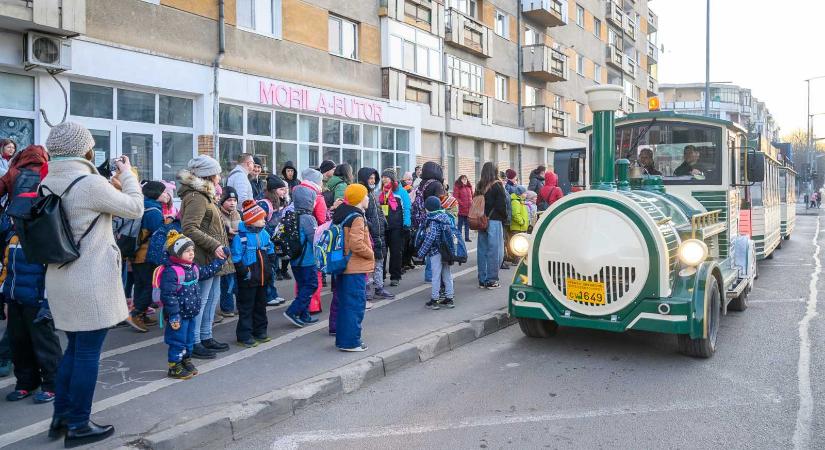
201, 338, 229, 352
182, 358, 198, 376
236, 338, 259, 348
338, 343, 368, 352
389, 280, 400, 287
425, 300, 441, 310
167, 362, 194, 380
439, 298, 455, 309
267, 297, 286, 306
374, 288, 395, 299
301, 314, 320, 324
6, 390, 33, 401
125, 314, 149, 333
213, 314, 224, 324
365, 301, 374, 310
283, 311, 305, 328
33, 391, 56, 404
219, 310, 236, 318
254, 335, 272, 344
485, 281, 501, 289
142, 314, 158, 326
0, 359, 11, 378
191, 343, 217, 359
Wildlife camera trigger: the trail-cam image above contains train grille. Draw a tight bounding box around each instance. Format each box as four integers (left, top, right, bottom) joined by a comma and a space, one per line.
548, 261, 637, 306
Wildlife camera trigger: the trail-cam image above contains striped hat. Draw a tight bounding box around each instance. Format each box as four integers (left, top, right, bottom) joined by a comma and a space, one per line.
165, 230, 194, 258
242, 199, 266, 226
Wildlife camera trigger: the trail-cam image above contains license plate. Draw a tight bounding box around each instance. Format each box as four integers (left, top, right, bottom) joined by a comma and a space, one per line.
565, 278, 606, 305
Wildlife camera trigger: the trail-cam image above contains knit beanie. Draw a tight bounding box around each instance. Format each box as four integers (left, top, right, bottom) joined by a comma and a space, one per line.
344, 183, 368, 206
319, 160, 336, 174
425, 196, 442, 212
515, 185, 527, 195
46, 122, 95, 158
219, 186, 238, 207
241, 199, 266, 225
266, 175, 287, 190
381, 168, 397, 183
166, 230, 194, 258
253, 156, 263, 167
142, 181, 166, 200
302, 167, 322, 186
187, 155, 222, 178
505, 169, 517, 180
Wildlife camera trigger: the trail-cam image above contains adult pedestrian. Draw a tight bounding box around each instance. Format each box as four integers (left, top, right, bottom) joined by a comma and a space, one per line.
178, 155, 233, 359
527, 165, 546, 193
41, 122, 143, 446
476, 162, 508, 289
358, 167, 393, 301
0, 138, 17, 177
226, 153, 255, 204
249, 157, 266, 200
412, 165, 422, 189
280, 160, 300, 191
411, 161, 446, 229
504, 169, 519, 195
326, 163, 352, 203
453, 175, 473, 242
539, 169, 564, 210
380, 169, 410, 286
319, 160, 336, 183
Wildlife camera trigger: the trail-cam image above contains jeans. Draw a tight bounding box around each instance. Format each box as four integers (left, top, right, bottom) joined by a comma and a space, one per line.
429, 253, 454, 300
287, 265, 318, 319
386, 228, 404, 281
369, 258, 385, 292
266, 267, 281, 301
164, 318, 195, 363
424, 257, 432, 283
477, 220, 504, 285
220, 274, 236, 313
193, 277, 221, 344
122, 262, 134, 299
7, 303, 62, 392
131, 262, 156, 315
334, 273, 367, 349
236, 285, 268, 341
457, 215, 470, 240
54, 328, 108, 429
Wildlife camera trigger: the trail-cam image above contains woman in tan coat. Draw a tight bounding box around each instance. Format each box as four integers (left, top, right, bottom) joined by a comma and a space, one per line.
177, 156, 233, 359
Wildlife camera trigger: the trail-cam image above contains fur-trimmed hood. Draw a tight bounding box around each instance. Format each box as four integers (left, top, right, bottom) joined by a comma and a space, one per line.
177, 168, 217, 202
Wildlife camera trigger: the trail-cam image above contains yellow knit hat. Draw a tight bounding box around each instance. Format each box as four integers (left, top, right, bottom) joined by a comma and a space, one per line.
344, 183, 368, 206
166, 230, 194, 258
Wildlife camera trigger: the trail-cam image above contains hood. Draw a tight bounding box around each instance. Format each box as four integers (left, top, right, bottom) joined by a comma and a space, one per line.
177, 168, 217, 200
545, 171, 558, 188
332, 203, 363, 225
420, 161, 443, 183
144, 198, 162, 210
292, 184, 317, 212
281, 161, 297, 179
326, 175, 346, 189
427, 210, 453, 225
357, 167, 380, 191
11, 145, 48, 170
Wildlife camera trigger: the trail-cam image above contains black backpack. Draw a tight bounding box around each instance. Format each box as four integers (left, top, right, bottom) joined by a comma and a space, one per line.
323, 180, 345, 208
4, 168, 43, 220
273, 207, 304, 260
16, 175, 100, 267
115, 207, 160, 259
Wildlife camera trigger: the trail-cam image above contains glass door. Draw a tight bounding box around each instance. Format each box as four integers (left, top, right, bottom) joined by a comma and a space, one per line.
87, 126, 115, 169
118, 126, 158, 182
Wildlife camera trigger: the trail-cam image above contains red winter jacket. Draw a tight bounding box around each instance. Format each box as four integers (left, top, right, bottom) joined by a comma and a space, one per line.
453, 182, 473, 217
0, 145, 48, 199
539, 171, 563, 208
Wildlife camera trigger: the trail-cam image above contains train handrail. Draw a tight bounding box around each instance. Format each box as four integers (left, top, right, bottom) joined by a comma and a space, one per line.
691, 210, 722, 239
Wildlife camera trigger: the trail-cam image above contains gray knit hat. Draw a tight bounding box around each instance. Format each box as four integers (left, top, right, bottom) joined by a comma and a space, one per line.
302, 167, 322, 186
187, 155, 222, 178
46, 122, 95, 157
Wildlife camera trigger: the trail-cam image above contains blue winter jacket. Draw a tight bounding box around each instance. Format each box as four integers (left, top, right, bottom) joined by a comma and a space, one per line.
417, 210, 454, 259
0, 234, 47, 308
290, 185, 318, 268
160, 256, 225, 319
395, 185, 412, 228
231, 222, 276, 287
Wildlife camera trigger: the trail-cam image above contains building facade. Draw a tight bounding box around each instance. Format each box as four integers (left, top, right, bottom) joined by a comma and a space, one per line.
0, 0, 659, 186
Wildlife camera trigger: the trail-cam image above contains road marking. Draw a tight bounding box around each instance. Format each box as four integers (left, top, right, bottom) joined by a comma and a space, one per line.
748, 298, 805, 304
0, 264, 479, 448
793, 216, 820, 450
269, 398, 758, 449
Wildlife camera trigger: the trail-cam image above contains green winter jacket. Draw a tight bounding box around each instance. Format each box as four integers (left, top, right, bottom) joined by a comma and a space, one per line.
510, 194, 529, 232
325, 175, 349, 202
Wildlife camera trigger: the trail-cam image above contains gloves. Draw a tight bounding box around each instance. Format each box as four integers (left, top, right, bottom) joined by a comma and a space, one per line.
33, 305, 52, 324
170, 314, 181, 330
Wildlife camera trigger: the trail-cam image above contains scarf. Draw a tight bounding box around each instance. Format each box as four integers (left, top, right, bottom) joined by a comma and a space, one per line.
379, 183, 399, 210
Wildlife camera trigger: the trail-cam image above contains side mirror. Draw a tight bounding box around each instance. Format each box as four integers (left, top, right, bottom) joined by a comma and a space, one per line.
568, 156, 581, 184
747, 152, 765, 183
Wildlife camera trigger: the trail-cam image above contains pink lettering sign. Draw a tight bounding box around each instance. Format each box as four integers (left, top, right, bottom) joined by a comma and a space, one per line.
259, 81, 385, 123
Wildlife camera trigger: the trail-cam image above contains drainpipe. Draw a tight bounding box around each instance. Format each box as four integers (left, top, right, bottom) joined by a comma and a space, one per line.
441, 36, 449, 174
584, 85, 624, 190
516, 3, 524, 178
212, 0, 226, 153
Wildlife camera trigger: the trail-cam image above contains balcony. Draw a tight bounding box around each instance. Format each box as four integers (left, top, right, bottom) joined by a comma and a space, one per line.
606, 1, 624, 28
647, 41, 658, 62
523, 105, 568, 137
647, 75, 658, 96
522, 45, 568, 82
448, 87, 492, 124
0, 0, 86, 35
606, 44, 623, 70
647, 9, 658, 32
623, 56, 636, 77
445, 8, 492, 58
521, 0, 568, 28
623, 15, 637, 41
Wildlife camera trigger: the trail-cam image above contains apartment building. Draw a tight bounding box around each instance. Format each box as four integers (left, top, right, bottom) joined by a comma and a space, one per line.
0, 0, 659, 186
660, 82, 779, 143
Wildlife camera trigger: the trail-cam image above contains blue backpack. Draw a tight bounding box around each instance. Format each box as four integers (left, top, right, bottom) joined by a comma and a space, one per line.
145, 221, 182, 266
439, 219, 468, 265
315, 212, 360, 275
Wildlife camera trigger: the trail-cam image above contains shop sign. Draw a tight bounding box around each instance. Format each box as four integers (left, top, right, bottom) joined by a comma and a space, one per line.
259, 81, 384, 123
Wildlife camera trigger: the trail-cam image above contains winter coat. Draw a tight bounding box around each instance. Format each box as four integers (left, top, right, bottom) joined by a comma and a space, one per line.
332, 204, 375, 274
281, 161, 300, 191
133, 198, 164, 264
325, 175, 349, 202
231, 222, 276, 288
528, 169, 545, 193
42, 158, 143, 332
0, 234, 46, 307
220, 206, 241, 239
177, 169, 233, 276
0, 157, 9, 178
160, 256, 225, 319
226, 164, 254, 203
417, 210, 454, 258
505, 179, 519, 196
453, 183, 473, 217
510, 194, 529, 232
0, 145, 48, 199
298, 179, 327, 225
539, 171, 564, 209
483, 182, 509, 223
250, 175, 266, 200
357, 167, 387, 258
291, 184, 318, 267
412, 162, 446, 229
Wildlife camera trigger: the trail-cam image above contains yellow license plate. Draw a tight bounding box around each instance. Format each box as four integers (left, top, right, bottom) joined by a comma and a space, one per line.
565, 278, 607, 305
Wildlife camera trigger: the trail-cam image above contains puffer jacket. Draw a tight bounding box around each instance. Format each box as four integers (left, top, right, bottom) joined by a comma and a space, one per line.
510, 194, 529, 232
357, 167, 387, 258
539, 171, 564, 209
177, 169, 233, 276
453, 182, 473, 217
0, 234, 46, 307
325, 175, 349, 202
160, 256, 225, 319
226, 164, 254, 203
133, 198, 164, 264
528, 168, 545, 193
332, 204, 374, 274
412, 161, 446, 229
231, 222, 276, 288
291, 184, 318, 267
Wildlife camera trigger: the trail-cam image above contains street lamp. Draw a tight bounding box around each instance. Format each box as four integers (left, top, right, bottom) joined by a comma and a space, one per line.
704, 0, 710, 117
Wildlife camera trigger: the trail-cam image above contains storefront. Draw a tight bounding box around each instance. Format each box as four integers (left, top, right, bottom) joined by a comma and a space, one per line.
0, 70, 37, 150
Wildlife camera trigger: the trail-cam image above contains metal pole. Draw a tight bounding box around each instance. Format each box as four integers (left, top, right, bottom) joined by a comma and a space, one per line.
591, 110, 616, 190
808, 79, 812, 184
704, 0, 710, 116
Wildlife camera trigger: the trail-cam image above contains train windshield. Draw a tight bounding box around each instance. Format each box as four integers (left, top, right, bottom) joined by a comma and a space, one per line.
615, 121, 723, 185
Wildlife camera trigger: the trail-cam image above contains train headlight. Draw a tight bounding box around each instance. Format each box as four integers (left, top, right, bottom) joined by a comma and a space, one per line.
678, 239, 708, 267
510, 233, 530, 257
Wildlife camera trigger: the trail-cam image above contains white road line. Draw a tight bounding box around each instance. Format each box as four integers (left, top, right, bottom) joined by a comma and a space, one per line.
269, 398, 758, 450
748, 298, 805, 304
793, 216, 820, 450
0, 263, 480, 448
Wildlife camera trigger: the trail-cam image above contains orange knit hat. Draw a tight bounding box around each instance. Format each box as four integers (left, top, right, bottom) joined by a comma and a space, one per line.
241, 199, 266, 225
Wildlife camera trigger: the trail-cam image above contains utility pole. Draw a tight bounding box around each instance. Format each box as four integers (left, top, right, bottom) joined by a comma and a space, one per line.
704, 0, 710, 116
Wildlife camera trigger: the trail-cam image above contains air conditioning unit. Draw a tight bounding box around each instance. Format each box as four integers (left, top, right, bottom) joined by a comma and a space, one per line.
24, 32, 72, 73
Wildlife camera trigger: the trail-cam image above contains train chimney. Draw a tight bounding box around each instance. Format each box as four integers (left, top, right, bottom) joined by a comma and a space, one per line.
584, 85, 624, 190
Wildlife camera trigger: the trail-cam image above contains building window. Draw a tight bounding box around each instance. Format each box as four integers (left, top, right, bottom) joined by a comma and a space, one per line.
406, 86, 431, 105
594, 63, 602, 84
0, 72, 35, 150
494, 9, 508, 37
449, 0, 477, 18
474, 139, 483, 181
576, 4, 584, 28
118, 89, 155, 124
404, 1, 432, 24
329, 15, 358, 60
447, 55, 483, 94
70, 82, 113, 119
524, 27, 541, 45
553, 95, 562, 110
237, 0, 282, 37
494, 74, 508, 102
576, 54, 584, 76
594, 18, 601, 38
576, 102, 586, 124
608, 28, 617, 47
524, 85, 539, 107
463, 100, 482, 118
387, 20, 442, 80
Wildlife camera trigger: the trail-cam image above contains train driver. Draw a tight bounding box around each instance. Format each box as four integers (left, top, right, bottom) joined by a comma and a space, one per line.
673, 145, 704, 177
638, 148, 662, 176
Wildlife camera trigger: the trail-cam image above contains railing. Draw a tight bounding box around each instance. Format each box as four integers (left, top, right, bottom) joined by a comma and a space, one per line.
647, 75, 658, 94
647, 9, 658, 32
624, 56, 636, 77
522, 44, 568, 82
521, 0, 568, 27
623, 16, 636, 40
606, 44, 623, 69
523, 105, 569, 136
445, 8, 491, 57
606, 1, 624, 28
647, 41, 658, 61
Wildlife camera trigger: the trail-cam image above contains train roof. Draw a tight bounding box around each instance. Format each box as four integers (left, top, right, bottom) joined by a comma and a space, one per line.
578, 111, 748, 134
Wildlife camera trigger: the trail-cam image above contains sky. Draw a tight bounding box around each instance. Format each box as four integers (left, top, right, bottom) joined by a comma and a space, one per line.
656, 0, 825, 138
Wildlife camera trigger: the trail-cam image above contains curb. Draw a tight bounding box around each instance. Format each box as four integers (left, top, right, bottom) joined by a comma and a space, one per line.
135, 307, 515, 449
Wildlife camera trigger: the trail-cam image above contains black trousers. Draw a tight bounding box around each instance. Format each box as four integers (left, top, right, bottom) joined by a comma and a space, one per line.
386, 228, 405, 281
7, 302, 62, 392
235, 285, 268, 341
280, 258, 290, 276
401, 228, 414, 268
132, 262, 157, 314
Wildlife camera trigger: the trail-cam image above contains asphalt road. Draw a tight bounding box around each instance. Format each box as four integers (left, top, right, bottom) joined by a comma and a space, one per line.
231, 211, 825, 450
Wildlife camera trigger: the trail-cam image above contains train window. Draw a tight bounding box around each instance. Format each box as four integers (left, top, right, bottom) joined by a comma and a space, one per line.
615, 121, 723, 185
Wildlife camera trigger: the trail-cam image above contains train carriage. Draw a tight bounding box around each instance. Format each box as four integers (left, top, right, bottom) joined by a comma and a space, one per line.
779, 164, 797, 240
741, 145, 782, 259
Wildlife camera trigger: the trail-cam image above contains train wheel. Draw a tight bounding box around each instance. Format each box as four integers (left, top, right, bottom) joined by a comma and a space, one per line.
784, 234, 791, 241
518, 317, 558, 338
728, 285, 749, 312
678, 279, 720, 358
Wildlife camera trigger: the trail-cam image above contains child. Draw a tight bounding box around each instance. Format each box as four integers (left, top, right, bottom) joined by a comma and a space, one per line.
160, 231, 225, 379
417, 197, 456, 310
332, 184, 375, 352
510, 186, 529, 234
524, 190, 538, 229
232, 200, 277, 347
283, 180, 320, 328
254, 197, 285, 307
127, 181, 167, 332
218, 187, 241, 319
0, 222, 62, 403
